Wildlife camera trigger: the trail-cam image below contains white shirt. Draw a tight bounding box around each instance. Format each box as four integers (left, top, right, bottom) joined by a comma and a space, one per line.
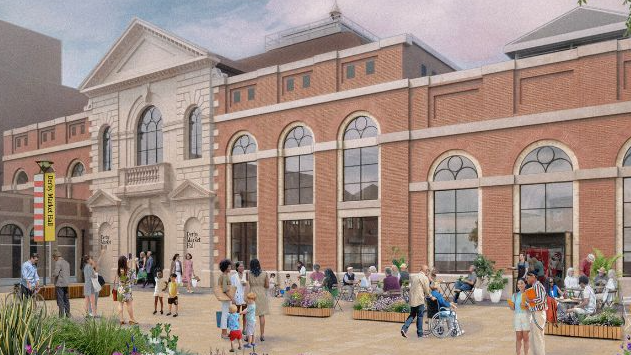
299, 266, 306, 278
582, 285, 596, 314
360, 276, 370, 288
231, 272, 246, 305
564, 276, 579, 290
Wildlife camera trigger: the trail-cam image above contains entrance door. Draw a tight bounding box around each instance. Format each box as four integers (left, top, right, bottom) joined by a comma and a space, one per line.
136, 216, 164, 272
515, 232, 571, 286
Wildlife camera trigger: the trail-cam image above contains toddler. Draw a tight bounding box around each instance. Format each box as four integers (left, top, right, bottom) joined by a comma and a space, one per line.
153, 271, 167, 315
284, 273, 292, 292
227, 304, 242, 352
241, 292, 257, 348
166, 273, 178, 317
269, 273, 278, 297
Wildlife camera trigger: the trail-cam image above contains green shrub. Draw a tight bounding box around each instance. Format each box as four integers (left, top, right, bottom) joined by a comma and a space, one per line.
0, 297, 57, 355
590, 248, 622, 281
580, 308, 624, 327
487, 269, 509, 293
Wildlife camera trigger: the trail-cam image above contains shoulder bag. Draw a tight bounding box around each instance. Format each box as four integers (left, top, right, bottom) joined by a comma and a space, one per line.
214, 274, 235, 301
92, 273, 103, 294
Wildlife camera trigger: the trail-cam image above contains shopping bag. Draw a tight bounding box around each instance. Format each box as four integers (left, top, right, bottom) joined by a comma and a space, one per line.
192, 278, 198, 288
92, 276, 102, 294
137, 270, 148, 281
216, 311, 222, 328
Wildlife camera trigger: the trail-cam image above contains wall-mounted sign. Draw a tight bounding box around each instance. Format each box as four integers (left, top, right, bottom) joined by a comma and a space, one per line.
44, 173, 55, 242
100, 235, 111, 245
186, 231, 200, 249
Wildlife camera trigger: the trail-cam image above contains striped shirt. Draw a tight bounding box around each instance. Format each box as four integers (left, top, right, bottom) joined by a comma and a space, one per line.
528, 281, 547, 312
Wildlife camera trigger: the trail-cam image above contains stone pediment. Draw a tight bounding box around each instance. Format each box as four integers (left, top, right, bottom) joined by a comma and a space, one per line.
87, 189, 122, 208
169, 179, 214, 201
79, 18, 214, 92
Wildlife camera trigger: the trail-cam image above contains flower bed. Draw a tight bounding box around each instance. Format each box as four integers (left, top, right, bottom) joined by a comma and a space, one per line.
550, 308, 623, 340
352, 293, 410, 323
282, 288, 334, 317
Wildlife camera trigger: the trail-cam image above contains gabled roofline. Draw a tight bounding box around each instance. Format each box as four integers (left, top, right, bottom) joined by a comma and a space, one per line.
79, 17, 221, 91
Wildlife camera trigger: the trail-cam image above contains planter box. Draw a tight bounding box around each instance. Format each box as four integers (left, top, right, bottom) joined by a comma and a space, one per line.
283, 307, 332, 318
352, 310, 408, 323
39, 283, 111, 300
545, 323, 621, 340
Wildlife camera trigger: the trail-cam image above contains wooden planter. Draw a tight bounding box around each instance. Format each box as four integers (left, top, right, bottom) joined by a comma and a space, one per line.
353, 310, 408, 323
545, 323, 622, 340
283, 307, 332, 317
39, 283, 111, 300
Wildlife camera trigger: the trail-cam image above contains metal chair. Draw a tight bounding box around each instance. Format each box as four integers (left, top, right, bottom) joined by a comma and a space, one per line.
332, 283, 344, 311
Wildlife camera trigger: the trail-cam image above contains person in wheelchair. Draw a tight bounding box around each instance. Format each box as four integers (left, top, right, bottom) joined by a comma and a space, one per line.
427, 283, 463, 337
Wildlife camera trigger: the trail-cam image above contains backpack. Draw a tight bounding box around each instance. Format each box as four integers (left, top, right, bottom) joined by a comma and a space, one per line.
546, 296, 558, 325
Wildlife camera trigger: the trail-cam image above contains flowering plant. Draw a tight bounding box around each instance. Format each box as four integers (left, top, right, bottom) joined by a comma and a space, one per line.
283, 288, 333, 308
618, 334, 631, 354
353, 294, 410, 313
25, 345, 83, 355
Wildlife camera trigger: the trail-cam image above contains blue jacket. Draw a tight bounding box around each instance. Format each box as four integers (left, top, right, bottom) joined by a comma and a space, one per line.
431, 290, 451, 309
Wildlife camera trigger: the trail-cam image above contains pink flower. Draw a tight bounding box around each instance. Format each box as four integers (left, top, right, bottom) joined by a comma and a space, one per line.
25, 345, 33, 354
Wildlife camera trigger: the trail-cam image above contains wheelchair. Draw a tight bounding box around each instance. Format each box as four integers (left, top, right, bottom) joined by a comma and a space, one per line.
425, 297, 462, 338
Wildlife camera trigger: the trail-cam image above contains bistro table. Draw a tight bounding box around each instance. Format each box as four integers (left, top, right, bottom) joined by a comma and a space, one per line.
438, 281, 456, 299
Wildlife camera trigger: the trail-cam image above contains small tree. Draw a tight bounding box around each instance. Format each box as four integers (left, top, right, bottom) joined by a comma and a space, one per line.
590, 248, 622, 280
473, 254, 496, 287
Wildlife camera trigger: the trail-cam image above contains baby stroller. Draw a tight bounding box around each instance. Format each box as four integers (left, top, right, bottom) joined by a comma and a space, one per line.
425, 297, 462, 338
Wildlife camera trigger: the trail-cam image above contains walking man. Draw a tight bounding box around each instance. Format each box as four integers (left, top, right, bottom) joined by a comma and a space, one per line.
20, 253, 40, 297
525, 271, 547, 355
52, 250, 71, 317
401, 265, 434, 338
143, 251, 155, 288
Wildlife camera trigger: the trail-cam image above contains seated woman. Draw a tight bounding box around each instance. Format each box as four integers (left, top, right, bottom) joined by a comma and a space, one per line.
602, 269, 617, 304
360, 267, 372, 291
545, 277, 560, 298
568, 275, 596, 316
323, 268, 339, 298
368, 265, 380, 287
564, 267, 579, 290
382, 267, 401, 293
429, 283, 461, 336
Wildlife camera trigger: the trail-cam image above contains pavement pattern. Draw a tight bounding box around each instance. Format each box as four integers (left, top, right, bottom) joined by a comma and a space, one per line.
5, 287, 625, 355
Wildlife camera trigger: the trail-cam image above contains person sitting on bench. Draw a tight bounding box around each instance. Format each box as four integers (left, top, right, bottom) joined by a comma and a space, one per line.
453, 265, 476, 304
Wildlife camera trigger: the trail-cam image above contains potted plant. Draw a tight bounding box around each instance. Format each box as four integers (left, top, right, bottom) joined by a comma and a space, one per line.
472, 254, 495, 301
487, 269, 508, 303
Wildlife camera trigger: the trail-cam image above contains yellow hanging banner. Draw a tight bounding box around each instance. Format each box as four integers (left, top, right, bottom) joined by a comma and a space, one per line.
44, 173, 55, 241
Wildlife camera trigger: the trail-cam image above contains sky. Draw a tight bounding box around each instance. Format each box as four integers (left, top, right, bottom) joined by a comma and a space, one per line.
0, 0, 629, 88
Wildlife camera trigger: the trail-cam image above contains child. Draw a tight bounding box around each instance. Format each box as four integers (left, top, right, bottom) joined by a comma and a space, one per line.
284, 273, 292, 292
227, 305, 242, 352
153, 271, 167, 315
241, 292, 257, 348
269, 273, 277, 297
291, 283, 298, 290
166, 273, 178, 317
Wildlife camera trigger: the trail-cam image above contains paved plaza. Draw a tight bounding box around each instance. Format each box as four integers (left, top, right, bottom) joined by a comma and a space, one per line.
11, 287, 624, 355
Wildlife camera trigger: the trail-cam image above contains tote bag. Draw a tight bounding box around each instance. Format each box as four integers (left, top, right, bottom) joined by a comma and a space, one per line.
92, 275, 103, 294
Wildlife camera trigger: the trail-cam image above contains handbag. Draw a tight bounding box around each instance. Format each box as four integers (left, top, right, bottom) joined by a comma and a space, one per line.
112, 289, 118, 301
214, 285, 231, 301
192, 279, 198, 288
137, 270, 148, 281
92, 275, 102, 293
98, 275, 105, 286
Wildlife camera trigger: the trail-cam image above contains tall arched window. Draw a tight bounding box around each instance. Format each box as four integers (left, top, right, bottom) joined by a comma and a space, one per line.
519, 146, 573, 233
137, 106, 163, 165
0, 224, 22, 278
14, 170, 28, 188
284, 126, 314, 205
57, 227, 77, 277
623, 147, 631, 275
433, 155, 479, 273
343, 116, 378, 201
232, 134, 257, 208
189, 107, 202, 159
70, 162, 85, 177
102, 127, 112, 171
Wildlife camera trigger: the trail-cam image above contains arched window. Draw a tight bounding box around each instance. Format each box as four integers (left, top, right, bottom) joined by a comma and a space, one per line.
57, 227, 77, 277
623, 147, 631, 275
0, 224, 22, 278
189, 107, 202, 159
433, 155, 479, 273
14, 170, 28, 186
137, 106, 163, 165
232, 134, 257, 208
102, 127, 112, 171
519, 146, 573, 234
343, 116, 378, 201
70, 162, 85, 177
284, 126, 314, 205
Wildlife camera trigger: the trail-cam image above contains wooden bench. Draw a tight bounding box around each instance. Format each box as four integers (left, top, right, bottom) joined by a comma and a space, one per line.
37, 283, 111, 300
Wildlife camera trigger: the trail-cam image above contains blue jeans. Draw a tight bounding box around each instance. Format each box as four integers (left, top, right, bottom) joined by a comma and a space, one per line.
453, 281, 473, 303
401, 304, 425, 337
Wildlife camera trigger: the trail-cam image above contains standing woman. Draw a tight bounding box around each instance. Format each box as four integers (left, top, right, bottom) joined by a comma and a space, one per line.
510, 253, 529, 281
248, 259, 269, 342
170, 254, 183, 285
217, 259, 233, 339
114, 255, 137, 325
297, 260, 307, 288
508, 278, 530, 355
183, 253, 195, 293
82, 255, 97, 317
231, 261, 248, 329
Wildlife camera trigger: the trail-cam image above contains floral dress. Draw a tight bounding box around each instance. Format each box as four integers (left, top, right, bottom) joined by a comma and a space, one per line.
117, 270, 133, 303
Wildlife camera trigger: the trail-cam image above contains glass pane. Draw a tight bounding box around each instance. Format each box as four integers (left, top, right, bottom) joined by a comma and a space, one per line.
285, 172, 300, 189
344, 149, 361, 166
435, 190, 455, 213
435, 254, 455, 274
625, 179, 631, 202
456, 212, 478, 234
285, 188, 299, 205
246, 177, 257, 192
624, 252, 631, 276
546, 182, 572, 208
456, 234, 477, 253
344, 183, 360, 201
361, 164, 378, 183
234, 178, 246, 193
520, 161, 545, 175
361, 183, 378, 200
299, 155, 313, 171
521, 185, 545, 209
435, 213, 455, 233
285, 156, 299, 172
456, 189, 478, 212
344, 167, 361, 184
626, 203, 631, 228
547, 159, 572, 173
246, 193, 257, 207
361, 147, 378, 165
521, 209, 545, 233
434, 170, 454, 181
300, 187, 313, 204
435, 234, 455, 253
246, 162, 257, 176
456, 254, 477, 272
233, 193, 243, 208
300, 171, 313, 188
623, 228, 631, 251
233, 163, 246, 178
546, 208, 573, 232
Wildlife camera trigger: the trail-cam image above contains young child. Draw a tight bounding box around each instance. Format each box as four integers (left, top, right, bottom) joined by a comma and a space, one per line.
269, 273, 277, 297
227, 305, 242, 352
153, 271, 167, 315
166, 273, 178, 317
241, 292, 257, 348
284, 273, 292, 292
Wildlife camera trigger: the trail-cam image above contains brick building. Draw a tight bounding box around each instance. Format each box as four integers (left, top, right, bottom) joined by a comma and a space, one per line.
3, 7, 631, 292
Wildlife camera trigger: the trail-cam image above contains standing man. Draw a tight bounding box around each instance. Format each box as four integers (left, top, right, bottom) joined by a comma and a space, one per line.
525, 271, 547, 355
52, 250, 71, 317
579, 253, 595, 277
20, 253, 40, 297
143, 251, 155, 288
401, 265, 434, 338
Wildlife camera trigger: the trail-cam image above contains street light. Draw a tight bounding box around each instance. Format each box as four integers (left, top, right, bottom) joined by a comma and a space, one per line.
36, 160, 54, 173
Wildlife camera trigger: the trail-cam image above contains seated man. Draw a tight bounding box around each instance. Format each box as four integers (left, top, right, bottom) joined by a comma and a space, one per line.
382, 267, 401, 293
593, 267, 608, 289
429, 283, 462, 336
453, 265, 476, 304
568, 275, 596, 316
342, 266, 358, 299
398, 263, 410, 286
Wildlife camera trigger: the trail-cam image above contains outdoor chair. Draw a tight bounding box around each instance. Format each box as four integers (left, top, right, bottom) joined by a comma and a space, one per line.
458, 279, 477, 305
332, 283, 344, 311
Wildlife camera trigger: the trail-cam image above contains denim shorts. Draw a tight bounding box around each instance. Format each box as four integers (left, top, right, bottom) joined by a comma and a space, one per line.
514, 312, 530, 332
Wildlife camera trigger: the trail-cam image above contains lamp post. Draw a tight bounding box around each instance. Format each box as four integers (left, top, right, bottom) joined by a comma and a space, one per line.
36, 160, 54, 285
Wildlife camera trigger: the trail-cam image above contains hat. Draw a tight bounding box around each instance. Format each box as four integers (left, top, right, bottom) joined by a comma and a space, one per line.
587, 254, 595, 262
598, 267, 606, 273
52, 250, 62, 258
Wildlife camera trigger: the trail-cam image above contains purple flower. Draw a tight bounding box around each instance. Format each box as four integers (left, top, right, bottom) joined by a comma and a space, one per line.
25, 345, 33, 354
627, 343, 631, 351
